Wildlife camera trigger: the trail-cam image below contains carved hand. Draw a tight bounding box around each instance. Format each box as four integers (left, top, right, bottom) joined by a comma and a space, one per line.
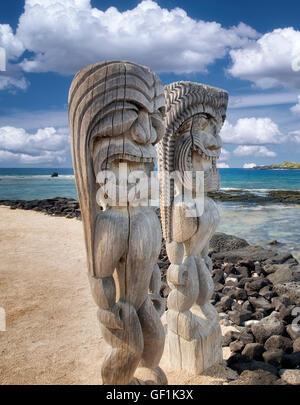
97, 303, 124, 330
171, 199, 198, 243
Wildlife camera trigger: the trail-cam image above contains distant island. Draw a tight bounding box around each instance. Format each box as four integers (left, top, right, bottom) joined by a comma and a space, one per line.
253, 161, 300, 170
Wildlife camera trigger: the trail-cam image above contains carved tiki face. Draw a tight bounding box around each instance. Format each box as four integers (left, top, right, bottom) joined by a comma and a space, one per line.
158, 81, 228, 242
176, 113, 222, 173
70, 61, 165, 208
86, 62, 165, 179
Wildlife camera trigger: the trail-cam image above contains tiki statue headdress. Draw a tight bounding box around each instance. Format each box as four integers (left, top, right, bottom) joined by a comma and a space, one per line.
158, 81, 228, 243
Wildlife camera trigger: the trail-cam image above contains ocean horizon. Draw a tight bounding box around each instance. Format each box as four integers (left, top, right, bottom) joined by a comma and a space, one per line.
1, 167, 299, 262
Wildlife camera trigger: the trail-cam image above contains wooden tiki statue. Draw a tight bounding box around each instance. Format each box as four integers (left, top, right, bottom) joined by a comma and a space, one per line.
68, 61, 167, 385
158, 81, 228, 374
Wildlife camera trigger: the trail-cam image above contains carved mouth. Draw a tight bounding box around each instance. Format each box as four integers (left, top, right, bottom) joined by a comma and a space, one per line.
92, 137, 156, 173
106, 153, 154, 168
193, 145, 218, 163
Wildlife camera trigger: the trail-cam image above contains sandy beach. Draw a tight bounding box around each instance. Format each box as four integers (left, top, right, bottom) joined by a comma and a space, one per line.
0, 206, 236, 385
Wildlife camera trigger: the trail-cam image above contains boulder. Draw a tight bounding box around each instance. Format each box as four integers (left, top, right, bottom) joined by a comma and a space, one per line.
245, 279, 269, 295
264, 253, 294, 265
251, 311, 266, 321
209, 232, 249, 254
242, 343, 265, 360
251, 314, 285, 343
227, 354, 278, 376
212, 269, 225, 284
262, 349, 283, 368
212, 246, 276, 264
228, 310, 252, 326
267, 265, 293, 284
248, 296, 274, 312
214, 282, 224, 293
264, 335, 293, 353
281, 352, 300, 368
274, 282, 300, 305
235, 266, 250, 278
242, 301, 253, 312
220, 296, 234, 310
293, 337, 300, 352
259, 286, 276, 301
280, 369, 300, 385
230, 340, 245, 353
227, 370, 279, 385
222, 263, 235, 275
286, 324, 300, 340
233, 288, 248, 301
222, 335, 232, 347
278, 305, 295, 323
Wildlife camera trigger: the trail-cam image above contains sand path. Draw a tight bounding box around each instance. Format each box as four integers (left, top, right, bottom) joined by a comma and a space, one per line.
0, 207, 234, 385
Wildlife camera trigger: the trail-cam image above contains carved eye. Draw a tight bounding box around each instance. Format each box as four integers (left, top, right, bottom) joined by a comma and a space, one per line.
195, 115, 209, 131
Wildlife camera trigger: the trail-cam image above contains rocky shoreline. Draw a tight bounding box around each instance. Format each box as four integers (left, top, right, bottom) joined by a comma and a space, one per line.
208, 189, 300, 204
1, 197, 300, 384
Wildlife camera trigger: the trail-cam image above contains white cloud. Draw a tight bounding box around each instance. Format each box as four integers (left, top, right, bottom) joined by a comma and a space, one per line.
229, 92, 299, 109
233, 145, 276, 157
229, 27, 300, 89
0, 0, 258, 91
290, 95, 300, 115
243, 163, 257, 168
0, 125, 70, 165
217, 162, 230, 168
288, 130, 300, 144
220, 117, 282, 144
0, 24, 28, 91
219, 148, 230, 161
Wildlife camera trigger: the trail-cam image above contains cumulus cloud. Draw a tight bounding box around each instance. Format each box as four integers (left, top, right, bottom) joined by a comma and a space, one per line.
220, 117, 282, 144
219, 148, 230, 161
233, 145, 276, 157
229, 27, 300, 89
0, 125, 70, 165
243, 163, 257, 168
288, 130, 300, 144
217, 162, 230, 168
0, 24, 28, 91
290, 95, 300, 115
0, 0, 258, 90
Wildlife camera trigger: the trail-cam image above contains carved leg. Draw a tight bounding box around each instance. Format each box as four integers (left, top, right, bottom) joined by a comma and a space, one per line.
133, 296, 167, 385
166, 256, 222, 374
100, 300, 144, 385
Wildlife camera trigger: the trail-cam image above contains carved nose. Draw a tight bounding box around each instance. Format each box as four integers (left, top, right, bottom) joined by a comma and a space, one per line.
207, 134, 222, 149
130, 111, 156, 144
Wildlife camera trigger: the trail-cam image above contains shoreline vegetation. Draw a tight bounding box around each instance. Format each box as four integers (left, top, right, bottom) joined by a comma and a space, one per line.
0, 203, 299, 384
253, 161, 300, 170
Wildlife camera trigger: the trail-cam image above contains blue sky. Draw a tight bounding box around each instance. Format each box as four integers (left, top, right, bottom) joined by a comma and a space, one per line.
0, 0, 299, 168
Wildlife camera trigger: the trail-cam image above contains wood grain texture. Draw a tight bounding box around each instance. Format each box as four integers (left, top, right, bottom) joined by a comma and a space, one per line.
68, 61, 166, 385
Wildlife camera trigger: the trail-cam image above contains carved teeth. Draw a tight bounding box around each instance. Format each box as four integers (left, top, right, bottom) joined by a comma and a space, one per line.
104, 154, 154, 169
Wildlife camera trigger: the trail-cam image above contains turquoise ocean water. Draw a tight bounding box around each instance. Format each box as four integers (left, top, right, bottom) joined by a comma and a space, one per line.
0, 167, 299, 261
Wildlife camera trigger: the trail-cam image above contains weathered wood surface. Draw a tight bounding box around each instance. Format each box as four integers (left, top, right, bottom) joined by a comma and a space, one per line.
68, 61, 167, 385
158, 81, 228, 374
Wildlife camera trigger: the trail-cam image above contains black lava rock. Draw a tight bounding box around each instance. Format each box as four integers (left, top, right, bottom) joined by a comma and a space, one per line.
262, 349, 284, 368
264, 335, 293, 353
242, 343, 265, 360
281, 352, 300, 368
228, 310, 252, 325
